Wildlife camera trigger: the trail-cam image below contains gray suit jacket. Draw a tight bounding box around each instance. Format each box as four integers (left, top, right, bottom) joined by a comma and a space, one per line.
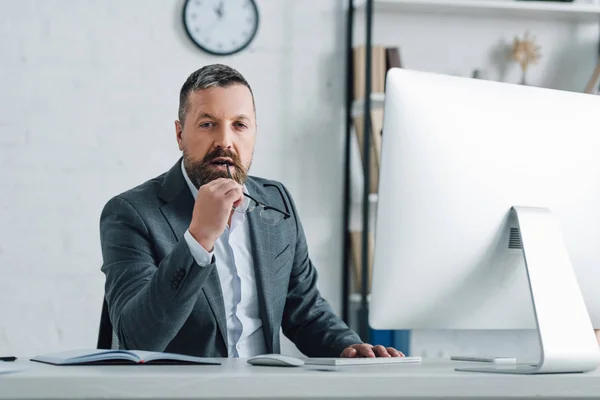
100, 159, 361, 357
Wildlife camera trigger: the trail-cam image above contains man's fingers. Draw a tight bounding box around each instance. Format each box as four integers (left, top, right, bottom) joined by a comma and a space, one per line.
342, 344, 406, 358
387, 347, 404, 357
213, 179, 240, 194
204, 177, 230, 190
224, 186, 244, 204
373, 345, 390, 357
340, 347, 358, 358
201, 178, 232, 195
208, 180, 241, 201
355, 344, 375, 358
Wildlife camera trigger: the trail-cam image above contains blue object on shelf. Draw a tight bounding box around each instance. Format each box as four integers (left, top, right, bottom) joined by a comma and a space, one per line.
368, 329, 411, 355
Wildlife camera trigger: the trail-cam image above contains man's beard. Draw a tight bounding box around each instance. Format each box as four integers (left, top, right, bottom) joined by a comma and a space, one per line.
183, 148, 249, 189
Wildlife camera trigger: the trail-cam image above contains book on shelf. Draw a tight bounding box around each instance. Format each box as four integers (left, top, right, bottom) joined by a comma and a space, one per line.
353, 45, 386, 100
353, 45, 403, 101
351, 45, 400, 194
386, 47, 403, 70
349, 231, 374, 293
348, 45, 402, 294
30, 349, 222, 366
353, 109, 384, 194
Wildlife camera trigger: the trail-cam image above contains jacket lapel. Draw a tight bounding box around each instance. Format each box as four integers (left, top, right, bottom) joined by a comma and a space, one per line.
158, 159, 228, 351
245, 178, 278, 353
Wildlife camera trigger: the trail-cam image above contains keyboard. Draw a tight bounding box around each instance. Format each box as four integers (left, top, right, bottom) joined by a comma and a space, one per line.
304, 356, 421, 366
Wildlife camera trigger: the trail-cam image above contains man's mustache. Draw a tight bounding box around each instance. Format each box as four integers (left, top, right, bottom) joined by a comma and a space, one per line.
202, 149, 243, 170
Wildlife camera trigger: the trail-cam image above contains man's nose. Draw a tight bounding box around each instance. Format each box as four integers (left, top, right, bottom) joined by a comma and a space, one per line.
214, 125, 233, 149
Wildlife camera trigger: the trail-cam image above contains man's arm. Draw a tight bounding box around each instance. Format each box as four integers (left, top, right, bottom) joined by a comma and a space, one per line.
100, 195, 215, 351
279, 185, 362, 357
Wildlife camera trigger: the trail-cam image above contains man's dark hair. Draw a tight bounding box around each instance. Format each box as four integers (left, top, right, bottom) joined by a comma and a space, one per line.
178, 64, 255, 126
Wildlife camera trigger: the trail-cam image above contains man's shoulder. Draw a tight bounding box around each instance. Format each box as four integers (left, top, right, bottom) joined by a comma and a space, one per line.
246, 175, 292, 198
247, 175, 283, 187
104, 171, 167, 211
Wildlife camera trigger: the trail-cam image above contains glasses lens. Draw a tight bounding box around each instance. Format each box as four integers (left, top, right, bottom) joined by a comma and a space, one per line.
233, 196, 256, 213
259, 209, 284, 225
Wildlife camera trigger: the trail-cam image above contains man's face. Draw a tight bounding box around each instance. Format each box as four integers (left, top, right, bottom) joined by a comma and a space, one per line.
175, 84, 256, 188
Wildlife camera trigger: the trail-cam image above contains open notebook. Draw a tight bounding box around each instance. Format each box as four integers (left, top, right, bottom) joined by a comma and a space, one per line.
31, 349, 222, 366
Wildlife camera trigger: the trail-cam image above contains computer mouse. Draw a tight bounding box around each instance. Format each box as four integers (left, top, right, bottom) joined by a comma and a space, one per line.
247, 354, 305, 367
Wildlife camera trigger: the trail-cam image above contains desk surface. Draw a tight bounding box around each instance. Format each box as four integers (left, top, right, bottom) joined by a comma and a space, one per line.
2, 358, 600, 399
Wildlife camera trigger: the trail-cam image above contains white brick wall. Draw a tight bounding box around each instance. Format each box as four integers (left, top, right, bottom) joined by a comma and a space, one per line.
0, 0, 346, 356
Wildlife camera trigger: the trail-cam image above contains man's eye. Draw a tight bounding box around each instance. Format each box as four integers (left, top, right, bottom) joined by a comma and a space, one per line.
199, 122, 214, 129
235, 122, 247, 129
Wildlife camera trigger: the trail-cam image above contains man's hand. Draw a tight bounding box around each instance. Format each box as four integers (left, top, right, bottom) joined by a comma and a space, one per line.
188, 178, 243, 252
340, 344, 405, 358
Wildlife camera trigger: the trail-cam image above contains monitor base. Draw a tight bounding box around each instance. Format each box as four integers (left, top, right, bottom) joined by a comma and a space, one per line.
456, 364, 584, 374
457, 207, 600, 375
450, 355, 516, 364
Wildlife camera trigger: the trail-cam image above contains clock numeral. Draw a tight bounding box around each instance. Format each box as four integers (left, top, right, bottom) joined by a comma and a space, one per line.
195, 0, 202, 5
205, 37, 210, 43
195, 28, 200, 33
242, 31, 249, 36
217, 43, 223, 49
191, 13, 197, 19
246, 17, 253, 24
232, 40, 237, 47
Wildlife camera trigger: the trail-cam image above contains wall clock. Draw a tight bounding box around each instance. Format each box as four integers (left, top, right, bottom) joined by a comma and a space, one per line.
182, 0, 260, 56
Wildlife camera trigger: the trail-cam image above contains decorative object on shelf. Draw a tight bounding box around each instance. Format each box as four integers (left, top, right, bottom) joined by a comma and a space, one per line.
510, 30, 542, 85
584, 62, 600, 94
471, 69, 488, 79
182, 0, 259, 56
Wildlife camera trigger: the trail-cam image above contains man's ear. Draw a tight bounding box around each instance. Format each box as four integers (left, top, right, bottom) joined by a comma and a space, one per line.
175, 120, 184, 151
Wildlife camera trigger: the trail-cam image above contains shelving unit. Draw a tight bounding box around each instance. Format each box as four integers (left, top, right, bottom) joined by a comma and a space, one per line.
341, 0, 600, 352
354, 0, 600, 21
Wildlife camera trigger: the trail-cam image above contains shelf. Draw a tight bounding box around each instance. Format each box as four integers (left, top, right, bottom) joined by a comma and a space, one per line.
351, 93, 385, 117
354, 0, 600, 21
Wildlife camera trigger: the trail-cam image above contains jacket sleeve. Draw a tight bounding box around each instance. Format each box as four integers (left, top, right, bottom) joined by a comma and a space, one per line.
100, 195, 215, 351
279, 185, 363, 357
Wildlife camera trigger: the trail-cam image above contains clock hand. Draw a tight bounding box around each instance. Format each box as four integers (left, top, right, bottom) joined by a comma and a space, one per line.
214, 0, 224, 19
218, 0, 224, 18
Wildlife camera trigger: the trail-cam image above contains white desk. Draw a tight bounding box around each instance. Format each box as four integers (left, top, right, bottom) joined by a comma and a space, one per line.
2, 358, 600, 399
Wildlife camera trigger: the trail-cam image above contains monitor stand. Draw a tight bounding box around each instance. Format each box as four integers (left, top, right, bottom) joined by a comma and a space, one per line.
456, 206, 600, 375
450, 355, 516, 364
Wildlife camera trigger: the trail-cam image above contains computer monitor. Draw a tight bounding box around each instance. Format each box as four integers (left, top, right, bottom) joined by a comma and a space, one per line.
369, 68, 600, 374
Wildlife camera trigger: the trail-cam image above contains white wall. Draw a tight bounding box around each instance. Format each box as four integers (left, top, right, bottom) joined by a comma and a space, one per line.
0, 0, 345, 356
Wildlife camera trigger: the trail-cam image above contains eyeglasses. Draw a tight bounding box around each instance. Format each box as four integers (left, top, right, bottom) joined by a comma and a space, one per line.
226, 164, 291, 226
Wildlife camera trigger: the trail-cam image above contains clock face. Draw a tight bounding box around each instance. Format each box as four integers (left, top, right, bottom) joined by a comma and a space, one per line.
183, 0, 259, 56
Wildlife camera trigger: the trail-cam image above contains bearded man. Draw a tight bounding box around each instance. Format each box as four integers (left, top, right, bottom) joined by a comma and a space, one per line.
99, 64, 403, 359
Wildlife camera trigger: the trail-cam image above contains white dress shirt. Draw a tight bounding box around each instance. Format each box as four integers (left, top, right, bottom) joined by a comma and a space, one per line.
180, 161, 266, 358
